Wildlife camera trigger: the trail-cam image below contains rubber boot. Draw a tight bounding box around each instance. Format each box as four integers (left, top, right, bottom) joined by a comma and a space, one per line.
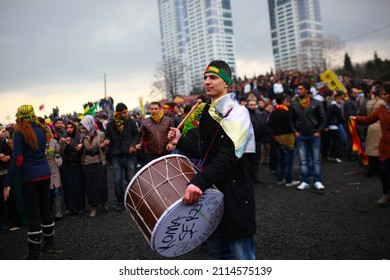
42, 222, 62, 254
27, 230, 42, 260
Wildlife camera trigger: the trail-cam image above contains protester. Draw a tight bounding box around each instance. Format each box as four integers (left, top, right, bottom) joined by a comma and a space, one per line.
103, 103, 139, 211
343, 88, 359, 161
44, 123, 63, 220
351, 82, 390, 206
291, 82, 327, 190
168, 60, 257, 260
267, 94, 299, 186
135, 102, 173, 164
247, 98, 265, 183
325, 91, 345, 163
3, 105, 57, 259
59, 120, 85, 215
0, 129, 11, 230
364, 85, 386, 176
78, 115, 109, 218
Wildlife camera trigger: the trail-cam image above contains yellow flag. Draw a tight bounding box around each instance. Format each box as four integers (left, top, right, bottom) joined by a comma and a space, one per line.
139, 97, 145, 116
320, 69, 347, 93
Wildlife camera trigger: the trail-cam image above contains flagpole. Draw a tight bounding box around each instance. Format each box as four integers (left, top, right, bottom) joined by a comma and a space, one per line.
104, 73, 107, 99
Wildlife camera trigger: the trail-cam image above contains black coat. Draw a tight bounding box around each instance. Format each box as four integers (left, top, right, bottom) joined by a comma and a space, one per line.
105, 118, 140, 156
326, 103, 345, 127
290, 97, 327, 136
177, 104, 256, 238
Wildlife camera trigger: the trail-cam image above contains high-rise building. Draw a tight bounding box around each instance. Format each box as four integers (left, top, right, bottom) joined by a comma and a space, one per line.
158, 0, 236, 97
268, 0, 325, 72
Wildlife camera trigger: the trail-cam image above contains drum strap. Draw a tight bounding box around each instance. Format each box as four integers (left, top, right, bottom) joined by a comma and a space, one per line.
197, 107, 233, 170
197, 124, 221, 171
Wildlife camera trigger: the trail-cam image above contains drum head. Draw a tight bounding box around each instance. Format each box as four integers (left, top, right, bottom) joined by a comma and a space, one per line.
151, 188, 224, 257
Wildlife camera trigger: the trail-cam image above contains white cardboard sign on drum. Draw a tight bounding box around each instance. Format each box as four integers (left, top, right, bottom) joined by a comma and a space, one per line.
125, 154, 224, 257
151, 188, 224, 257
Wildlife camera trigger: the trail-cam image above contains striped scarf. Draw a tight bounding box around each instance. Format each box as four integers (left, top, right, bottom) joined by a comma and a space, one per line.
348, 117, 368, 165
114, 113, 125, 135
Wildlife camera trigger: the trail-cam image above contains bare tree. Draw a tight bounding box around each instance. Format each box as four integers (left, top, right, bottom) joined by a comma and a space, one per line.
321, 34, 346, 69
150, 57, 187, 101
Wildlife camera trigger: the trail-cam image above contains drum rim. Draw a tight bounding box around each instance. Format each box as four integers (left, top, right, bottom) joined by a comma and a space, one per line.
124, 154, 192, 209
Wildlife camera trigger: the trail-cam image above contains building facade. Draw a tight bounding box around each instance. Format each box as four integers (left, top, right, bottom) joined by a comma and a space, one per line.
158, 0, 236, 97
268, 0, 325, 72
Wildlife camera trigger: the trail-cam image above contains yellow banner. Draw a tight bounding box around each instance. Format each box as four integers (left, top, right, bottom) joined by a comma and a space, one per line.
320, 69, 347, 93
139, 97, 145, 116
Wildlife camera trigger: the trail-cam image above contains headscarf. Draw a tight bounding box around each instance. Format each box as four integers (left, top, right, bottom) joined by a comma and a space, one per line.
15, 104, 37, 122
80, 115, 96, 137
65, 120, 77, 137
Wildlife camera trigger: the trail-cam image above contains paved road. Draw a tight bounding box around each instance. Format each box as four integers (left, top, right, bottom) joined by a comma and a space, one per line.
1, 158, 389, 260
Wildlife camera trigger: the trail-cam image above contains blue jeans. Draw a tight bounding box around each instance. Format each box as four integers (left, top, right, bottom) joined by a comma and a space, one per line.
296, 135, 322, 184
207, 232, 255, 260
275, 144, 295, 183
111, 156, 135, 203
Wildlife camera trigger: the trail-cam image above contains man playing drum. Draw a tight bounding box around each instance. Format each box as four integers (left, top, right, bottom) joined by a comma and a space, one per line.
168, 60, 257, 260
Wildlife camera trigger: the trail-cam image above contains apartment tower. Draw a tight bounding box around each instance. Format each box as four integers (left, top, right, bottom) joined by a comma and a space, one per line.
158, 0, 236, 97
268, 0, 325, 71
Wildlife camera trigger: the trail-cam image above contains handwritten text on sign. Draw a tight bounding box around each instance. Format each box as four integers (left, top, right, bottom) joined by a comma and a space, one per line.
152, 190, 224, 257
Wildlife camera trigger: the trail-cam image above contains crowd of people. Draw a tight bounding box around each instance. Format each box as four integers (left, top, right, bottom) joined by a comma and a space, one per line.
1, 63, 389, 260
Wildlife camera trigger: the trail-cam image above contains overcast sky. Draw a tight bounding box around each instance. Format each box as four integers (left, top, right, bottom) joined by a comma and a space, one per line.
0, 0, 389, 122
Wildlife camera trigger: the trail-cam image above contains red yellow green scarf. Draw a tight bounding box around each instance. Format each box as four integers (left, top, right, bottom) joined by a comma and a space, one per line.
114, 112, 125, 135
151, 111, 164, 123
298, 97, 310, 114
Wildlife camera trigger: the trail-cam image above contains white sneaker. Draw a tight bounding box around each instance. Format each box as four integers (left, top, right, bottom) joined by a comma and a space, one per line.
335, 158, 342, 163
286, 180, 300, 187
297, 182, 309, 190
314, 182, 325, 190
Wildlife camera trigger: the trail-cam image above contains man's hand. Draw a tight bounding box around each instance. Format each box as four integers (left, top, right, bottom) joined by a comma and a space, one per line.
167, 127, 181, 143
129, 147, 136, 154
3, 186, 10, 202
183, 184, 203, 205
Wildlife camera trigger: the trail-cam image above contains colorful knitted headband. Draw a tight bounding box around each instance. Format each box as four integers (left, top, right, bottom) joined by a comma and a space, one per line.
204, 66, 231, 85
15, 104, 37, 122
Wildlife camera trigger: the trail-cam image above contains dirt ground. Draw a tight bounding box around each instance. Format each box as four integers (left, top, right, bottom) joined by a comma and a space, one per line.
1, 158, 389, 260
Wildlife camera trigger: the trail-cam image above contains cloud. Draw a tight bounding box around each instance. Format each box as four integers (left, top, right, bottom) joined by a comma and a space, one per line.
0, 0, 389, 123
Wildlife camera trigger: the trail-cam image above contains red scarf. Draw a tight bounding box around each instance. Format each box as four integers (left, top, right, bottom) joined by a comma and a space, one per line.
274, 104, 289, 111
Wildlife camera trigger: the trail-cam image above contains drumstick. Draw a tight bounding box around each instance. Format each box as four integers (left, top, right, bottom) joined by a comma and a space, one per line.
176, 99, 202, 130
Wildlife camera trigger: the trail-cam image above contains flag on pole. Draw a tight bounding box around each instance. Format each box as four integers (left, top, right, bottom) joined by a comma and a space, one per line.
320, 69, 347, 93
81, 102, 99, 118
139, 97, 145, 116
39, 104, 44, 111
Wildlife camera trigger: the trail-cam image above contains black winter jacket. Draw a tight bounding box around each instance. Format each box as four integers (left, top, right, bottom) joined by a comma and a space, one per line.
326, 103, 345, 127
177, 104, 256, 238
105, 118, 140, 156
290, 98, 326, 136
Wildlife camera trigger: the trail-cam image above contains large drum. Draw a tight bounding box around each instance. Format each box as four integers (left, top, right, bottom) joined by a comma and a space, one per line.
125, 154, 224, 257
